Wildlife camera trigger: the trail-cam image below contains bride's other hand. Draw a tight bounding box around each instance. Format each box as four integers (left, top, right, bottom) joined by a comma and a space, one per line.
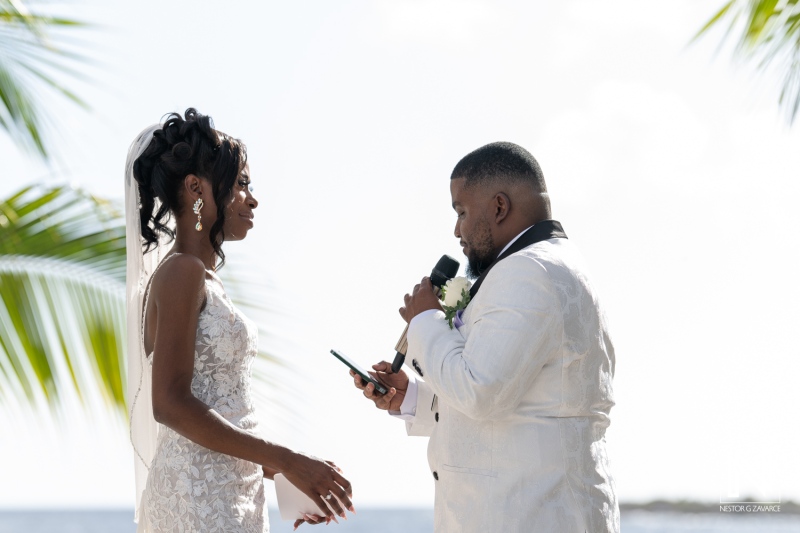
281, 452, 354, 522
293, 513, 327, 530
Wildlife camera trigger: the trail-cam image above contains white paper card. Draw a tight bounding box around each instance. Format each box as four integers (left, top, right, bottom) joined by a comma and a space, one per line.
274, 473, 324, 521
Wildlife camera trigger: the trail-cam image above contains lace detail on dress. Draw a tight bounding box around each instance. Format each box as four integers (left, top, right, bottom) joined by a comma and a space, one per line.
140, 272, 267, 533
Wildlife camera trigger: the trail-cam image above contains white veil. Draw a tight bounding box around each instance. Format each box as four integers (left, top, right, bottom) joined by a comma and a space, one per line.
125, 123, 171, 523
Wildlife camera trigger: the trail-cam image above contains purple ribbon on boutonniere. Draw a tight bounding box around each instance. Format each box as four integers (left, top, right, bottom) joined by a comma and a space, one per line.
454, 309, 465, 330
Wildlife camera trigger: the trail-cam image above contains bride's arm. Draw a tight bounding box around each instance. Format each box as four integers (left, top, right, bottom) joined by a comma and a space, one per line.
149, 254, 353, 520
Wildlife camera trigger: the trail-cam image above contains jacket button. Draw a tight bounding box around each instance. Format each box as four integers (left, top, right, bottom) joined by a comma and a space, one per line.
435, 412, 439, 422
433, 471, 438, 480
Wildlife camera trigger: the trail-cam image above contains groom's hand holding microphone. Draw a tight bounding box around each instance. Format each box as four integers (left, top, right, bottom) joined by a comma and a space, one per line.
399, 276, 444, 322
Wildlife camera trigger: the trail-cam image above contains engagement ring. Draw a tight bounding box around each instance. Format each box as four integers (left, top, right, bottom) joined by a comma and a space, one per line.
325, 494, 332, 500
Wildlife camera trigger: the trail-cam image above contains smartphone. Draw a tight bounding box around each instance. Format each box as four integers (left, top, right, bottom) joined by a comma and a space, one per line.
330, 349, 388, 395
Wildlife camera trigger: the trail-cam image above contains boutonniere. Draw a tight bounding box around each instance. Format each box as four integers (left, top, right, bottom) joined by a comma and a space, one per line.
440, 276, 472, 329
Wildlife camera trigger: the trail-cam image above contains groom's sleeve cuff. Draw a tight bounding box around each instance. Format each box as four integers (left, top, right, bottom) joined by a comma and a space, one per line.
388, 375, 418, 421
409, 309, 439, 331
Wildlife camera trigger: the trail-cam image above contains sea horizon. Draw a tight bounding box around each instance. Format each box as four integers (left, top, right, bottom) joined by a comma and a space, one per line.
3, 505, 800, 533
3, 497, 797, 513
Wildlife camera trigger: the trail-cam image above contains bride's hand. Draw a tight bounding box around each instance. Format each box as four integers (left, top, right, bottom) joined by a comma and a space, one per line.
281, 453, 354, 522
293, 513, 328, 530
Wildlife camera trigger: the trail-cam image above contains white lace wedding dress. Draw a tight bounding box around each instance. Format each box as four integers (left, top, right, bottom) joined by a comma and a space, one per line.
138, 269, 268, 532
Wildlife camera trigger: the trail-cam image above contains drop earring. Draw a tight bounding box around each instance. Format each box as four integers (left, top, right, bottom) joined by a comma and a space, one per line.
193, 198, 204, 231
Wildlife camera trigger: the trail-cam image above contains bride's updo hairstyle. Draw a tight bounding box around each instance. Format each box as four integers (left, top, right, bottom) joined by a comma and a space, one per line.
133, 108, 247, 268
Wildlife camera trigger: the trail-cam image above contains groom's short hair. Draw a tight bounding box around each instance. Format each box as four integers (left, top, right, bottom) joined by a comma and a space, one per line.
451, 142, 547, 193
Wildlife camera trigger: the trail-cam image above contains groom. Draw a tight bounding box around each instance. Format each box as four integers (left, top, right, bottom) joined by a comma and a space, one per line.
353, 142, 619, 532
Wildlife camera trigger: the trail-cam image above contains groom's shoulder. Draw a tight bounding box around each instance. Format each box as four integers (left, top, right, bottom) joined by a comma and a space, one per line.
507, 238, 573, 271
482, 245, 557, 293
484, 239, 581, 291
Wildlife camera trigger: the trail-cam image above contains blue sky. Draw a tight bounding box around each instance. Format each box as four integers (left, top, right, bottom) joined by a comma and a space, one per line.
1, 0, 799, 508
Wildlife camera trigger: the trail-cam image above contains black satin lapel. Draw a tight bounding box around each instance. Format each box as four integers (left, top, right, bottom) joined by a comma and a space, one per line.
468, 220, 567, 300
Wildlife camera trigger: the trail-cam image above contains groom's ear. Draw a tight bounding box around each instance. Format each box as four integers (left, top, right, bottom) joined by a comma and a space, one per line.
493, 192, 511, 225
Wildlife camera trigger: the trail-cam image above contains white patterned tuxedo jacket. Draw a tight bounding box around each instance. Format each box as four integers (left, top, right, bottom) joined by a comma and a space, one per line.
405, 237, 619, 532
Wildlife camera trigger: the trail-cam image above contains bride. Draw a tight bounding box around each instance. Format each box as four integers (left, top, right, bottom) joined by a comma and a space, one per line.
125, 108, 353, 532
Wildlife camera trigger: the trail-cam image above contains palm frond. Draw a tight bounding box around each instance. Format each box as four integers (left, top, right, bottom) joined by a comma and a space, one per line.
0, 0, 91, 159
693, 1, 736, 42
0, 184, 127, 281
697, 0, 800, 123
0, 185, 127, 410
0, 255, 126, 408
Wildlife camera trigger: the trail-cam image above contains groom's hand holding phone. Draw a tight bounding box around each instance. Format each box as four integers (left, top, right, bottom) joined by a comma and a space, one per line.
351, 277, 437, 411
351, 361, 409, 411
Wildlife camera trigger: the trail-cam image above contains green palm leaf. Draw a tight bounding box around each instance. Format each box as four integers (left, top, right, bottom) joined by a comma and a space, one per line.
0, 184, 126, 410
697, 0, 800, 123
0, 184, 286, 416
0, 255, 126, 407
0, 0, 91, 159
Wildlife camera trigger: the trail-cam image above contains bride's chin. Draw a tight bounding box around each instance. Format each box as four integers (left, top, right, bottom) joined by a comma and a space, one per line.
223, 228, 250, 242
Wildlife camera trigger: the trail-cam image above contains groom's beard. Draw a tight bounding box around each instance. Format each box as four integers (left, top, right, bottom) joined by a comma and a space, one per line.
464, 217, 495, 280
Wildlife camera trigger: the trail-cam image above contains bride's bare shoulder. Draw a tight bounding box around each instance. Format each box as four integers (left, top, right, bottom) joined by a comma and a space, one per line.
151, 253, 207, 304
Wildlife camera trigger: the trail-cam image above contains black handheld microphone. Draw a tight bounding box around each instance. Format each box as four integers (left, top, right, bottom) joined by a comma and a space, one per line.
391, 255, 460, 374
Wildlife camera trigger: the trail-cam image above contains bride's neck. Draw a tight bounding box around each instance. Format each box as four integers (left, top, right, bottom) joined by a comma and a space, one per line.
172, 229, 218, 271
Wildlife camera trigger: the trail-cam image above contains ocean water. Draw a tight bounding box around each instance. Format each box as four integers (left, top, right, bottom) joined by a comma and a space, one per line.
1, 509, 800, 532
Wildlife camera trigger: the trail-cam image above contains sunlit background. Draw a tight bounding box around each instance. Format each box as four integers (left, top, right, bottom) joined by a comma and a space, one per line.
1, 0, 799, 518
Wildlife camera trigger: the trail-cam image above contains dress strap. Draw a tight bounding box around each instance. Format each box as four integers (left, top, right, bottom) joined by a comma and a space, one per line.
141, 253, 179, 357
205, 268, 222, 284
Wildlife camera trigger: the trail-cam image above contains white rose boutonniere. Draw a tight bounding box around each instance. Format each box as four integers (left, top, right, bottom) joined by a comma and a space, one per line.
440, 276, 472, 329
